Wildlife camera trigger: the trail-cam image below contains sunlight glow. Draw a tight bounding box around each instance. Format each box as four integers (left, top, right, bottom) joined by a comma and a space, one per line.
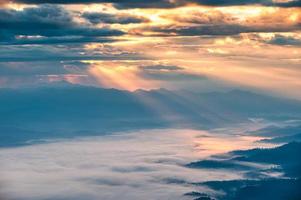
87, 62, 157, 91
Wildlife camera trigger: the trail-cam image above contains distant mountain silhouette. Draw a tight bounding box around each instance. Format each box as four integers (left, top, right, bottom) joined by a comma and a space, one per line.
186, 159, 255, 171
201, 179, 301, 200
232, 179, 301, 200
250, 124, 301, 137
233, 142, 301, 177
1, 84, 301, 147
232, 142, 301, 163
184, 192, 215, 200
260, 133, 301, 143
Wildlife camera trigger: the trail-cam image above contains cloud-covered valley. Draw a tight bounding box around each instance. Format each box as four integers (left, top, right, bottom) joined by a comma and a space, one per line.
0, 128, 271, 200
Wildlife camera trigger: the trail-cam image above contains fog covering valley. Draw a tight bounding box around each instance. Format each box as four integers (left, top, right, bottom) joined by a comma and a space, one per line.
0, 84, 301, 200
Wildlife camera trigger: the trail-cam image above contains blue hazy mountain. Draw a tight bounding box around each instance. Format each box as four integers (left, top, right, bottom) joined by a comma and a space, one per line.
200, 179, 301, 200
1, 83, 301, 147
260, 133, 301, 143
233, 142, 301, 177
186, 142, 301, 200
186, 159, 255, 171
183, 89, 301, 119
250, 124, 301, 137
187, 141, 301, 177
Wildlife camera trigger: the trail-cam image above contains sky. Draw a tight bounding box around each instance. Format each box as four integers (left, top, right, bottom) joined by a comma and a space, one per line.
0, 0, 300, 98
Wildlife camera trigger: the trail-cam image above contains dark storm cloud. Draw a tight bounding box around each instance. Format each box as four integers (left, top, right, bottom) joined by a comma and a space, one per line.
0, 4, 124, 44
267, 35, 301, 46
270, 0, 301, 7
11, 0, 301, 8
0, 36, 117, 45
0, 45, 150, 62
108, 0, 185, 8
82, 12, 149, 24
0, 55, 150, 62
12, 0, 183, 8
141, 23, 301, 36
192, 0, 301, 7
191, 0, 301, 7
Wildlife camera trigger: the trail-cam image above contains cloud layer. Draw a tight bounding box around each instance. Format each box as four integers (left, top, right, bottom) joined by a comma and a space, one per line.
0, 0, 300, 98
0, 4, 123, 45
5, 0, 301, 8
0, 128, 267, 200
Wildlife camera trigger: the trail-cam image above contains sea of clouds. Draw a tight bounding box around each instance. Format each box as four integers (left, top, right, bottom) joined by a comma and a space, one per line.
0, 128, 268, 200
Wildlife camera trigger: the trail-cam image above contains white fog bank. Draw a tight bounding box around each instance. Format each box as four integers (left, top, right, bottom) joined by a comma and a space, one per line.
0, 128, 273, 200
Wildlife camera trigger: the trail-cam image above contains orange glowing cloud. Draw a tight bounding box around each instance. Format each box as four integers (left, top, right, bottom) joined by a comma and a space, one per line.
87, 62, 159, 91
2, 1, 300, 99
